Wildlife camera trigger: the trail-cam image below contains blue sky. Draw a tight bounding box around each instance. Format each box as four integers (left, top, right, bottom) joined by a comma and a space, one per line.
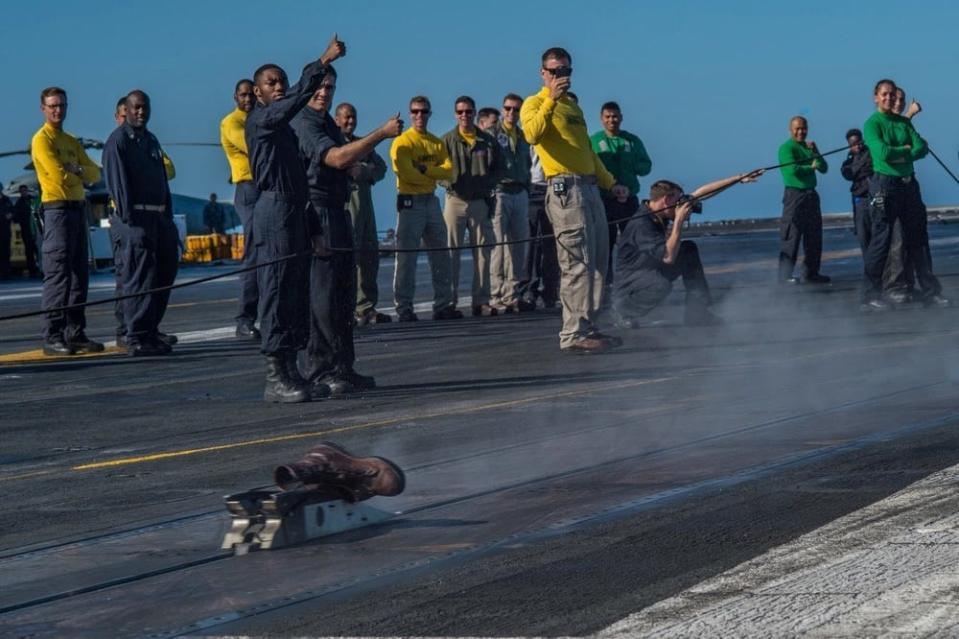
2, 0, 957, 227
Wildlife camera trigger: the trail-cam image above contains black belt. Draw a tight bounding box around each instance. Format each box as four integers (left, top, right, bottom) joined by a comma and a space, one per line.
133, 204, 167, 213
548, 174, 598, 185
42, 200, 85, 209
877, 174, 913, 184
497, 183, 527, 194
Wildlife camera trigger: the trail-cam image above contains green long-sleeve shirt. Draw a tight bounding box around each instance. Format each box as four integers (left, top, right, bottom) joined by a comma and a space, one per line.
590, 129, 651, 196
778, 139, 827, 189
862, 111, 928, 177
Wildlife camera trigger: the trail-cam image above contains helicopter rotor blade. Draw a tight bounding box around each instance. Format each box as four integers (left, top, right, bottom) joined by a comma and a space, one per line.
0, 148, 31, 159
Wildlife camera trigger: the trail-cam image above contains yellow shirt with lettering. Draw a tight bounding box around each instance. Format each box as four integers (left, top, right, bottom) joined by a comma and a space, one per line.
520, 87, 614, 189
219, 108, 252, 184
390, 128, 453, 195
30, 123, 102, 203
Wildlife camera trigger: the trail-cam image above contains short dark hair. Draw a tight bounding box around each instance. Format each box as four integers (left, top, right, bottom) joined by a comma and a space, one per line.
335, 102, 356, 116
649, 180, 683, 201
40, 87, 66, 104
789, 115, 807, 126
541, 47, 572, 65
410, 95, 431, 110
115, 95, 127, 112
253, 63, 284, 84
478, 107, 500, 120
234, 78, 253, 93
895, 85, 905, 96
874, 78, 896, 95
503, 93, 523, 104
125, 89, 150, 107
846, 128, 863, 140
600, 101, 621, 113
454, 95, 475, 109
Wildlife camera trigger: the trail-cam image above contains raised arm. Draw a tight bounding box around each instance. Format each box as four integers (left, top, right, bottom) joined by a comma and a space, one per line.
324, 113, 402, 169
260, 34, 346, 130
690, 170, 763, 199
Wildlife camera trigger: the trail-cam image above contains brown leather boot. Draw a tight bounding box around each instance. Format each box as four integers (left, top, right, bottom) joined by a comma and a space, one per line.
274, 442, 405, 501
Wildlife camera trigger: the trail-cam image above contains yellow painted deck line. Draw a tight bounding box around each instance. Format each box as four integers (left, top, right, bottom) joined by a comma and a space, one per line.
70, 377, 673, 472
0, 345, 126, 365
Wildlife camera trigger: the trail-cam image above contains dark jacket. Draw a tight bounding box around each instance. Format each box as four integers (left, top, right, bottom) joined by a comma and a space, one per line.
841, 148, 873, 198
291, 107, 349, 208
490, 123, 530, 189
244, 60, 329, 201
102, 122, 172, 222
13, 195, 32, 225
441, 127, 499, 200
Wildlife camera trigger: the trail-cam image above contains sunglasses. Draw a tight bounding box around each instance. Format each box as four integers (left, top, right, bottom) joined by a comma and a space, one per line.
543, 66, 572, 77
502, 105, 519, 111
410, 108, 431, 115
456, 109, 475, 115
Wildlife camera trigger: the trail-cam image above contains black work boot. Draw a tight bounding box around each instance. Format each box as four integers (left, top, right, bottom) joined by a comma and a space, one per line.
283, 352, 310, 391
274, 441, 405, 501
263, 355, 309, 404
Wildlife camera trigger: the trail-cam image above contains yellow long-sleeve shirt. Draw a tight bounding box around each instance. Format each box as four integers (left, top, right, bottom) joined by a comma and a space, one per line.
390, 128, 453, 195
520, 87, 614, 190
30, 123, 102, 203
162, 151, 176, 181
220, 108, 252, 183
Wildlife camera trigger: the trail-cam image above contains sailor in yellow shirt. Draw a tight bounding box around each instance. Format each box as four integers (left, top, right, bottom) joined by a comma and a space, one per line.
219, 79, 261, 339
30, 86, 104, 356
389, 95, 457, 321
521, 47, 628, 354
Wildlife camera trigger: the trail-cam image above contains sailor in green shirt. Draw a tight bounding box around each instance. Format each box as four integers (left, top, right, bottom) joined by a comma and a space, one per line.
590, 101, 652, 285
860, 79, 947, 309
777, 115, 830, 284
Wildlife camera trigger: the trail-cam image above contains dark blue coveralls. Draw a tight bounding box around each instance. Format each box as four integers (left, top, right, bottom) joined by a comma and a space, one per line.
0, 194, 11, 276
244, 60, 329, 356
233, 180, 260, 329
292, 107, 356, 380
40, 201, 90, 342
102, 122, 179, 347
612, 202, 711, 324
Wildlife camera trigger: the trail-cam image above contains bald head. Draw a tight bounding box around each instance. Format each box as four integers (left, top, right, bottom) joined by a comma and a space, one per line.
335, 102, 357, 136
125, 90, 151, 129
789, 116, 808, 143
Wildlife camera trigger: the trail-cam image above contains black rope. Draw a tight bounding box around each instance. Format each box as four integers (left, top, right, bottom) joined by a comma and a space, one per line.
929, 148, 959, 187
0, 250, 313, 322
0, 144, 851, 324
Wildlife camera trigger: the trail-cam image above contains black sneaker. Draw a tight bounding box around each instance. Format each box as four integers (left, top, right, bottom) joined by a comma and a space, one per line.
127, 341, 167, 357
924, 295, 951, 308
68, 334, 105, 353
397, 309, 418, 322
859, 299, 889, 313
236, 323, 261, 339
317, 375, 357, 397
341, 369, 376, 390
802, 273, 831, 284
42, 339, 75, 356
157, 332, 179, 345
433, 306, 464, 320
